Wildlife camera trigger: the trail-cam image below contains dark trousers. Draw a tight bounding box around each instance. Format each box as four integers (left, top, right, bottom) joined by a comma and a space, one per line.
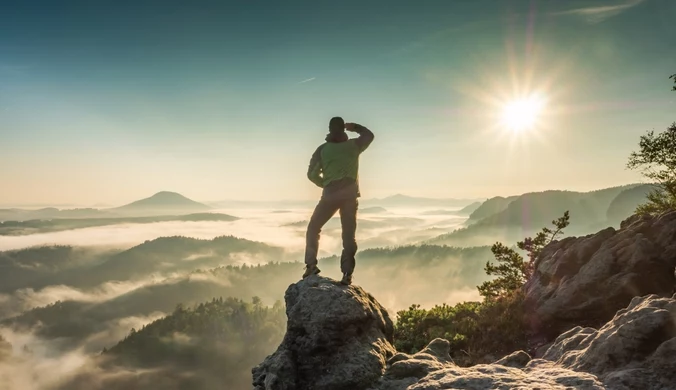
304, 197, 358, 275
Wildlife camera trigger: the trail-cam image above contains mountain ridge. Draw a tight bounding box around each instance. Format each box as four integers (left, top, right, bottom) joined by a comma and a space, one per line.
428, 184, 648, 247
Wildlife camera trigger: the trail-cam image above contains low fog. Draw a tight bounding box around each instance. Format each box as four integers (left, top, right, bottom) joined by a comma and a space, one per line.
0, 206, 487, 390
0, 208, 466, 252
0, 187, 641, 389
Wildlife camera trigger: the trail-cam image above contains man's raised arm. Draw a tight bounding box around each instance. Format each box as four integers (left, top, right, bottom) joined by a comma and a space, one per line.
346, 123, 374, 152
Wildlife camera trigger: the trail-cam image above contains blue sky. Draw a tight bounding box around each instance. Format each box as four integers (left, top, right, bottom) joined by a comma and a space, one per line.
1, 0, 675, 205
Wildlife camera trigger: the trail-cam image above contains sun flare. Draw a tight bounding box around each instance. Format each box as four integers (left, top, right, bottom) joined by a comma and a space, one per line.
501, 96, 545, 132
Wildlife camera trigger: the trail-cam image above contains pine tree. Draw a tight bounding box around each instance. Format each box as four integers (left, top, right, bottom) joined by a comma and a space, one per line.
478, 211, 570, 299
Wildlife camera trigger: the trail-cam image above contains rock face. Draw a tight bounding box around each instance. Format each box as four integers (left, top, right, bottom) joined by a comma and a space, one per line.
543, 294, 676, 390
525, 211, 676, 342
252, 275, 396, 390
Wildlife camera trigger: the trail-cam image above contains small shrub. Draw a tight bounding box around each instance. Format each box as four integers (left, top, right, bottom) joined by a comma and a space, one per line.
394, 212, 569, 365
393, 291, 526, 366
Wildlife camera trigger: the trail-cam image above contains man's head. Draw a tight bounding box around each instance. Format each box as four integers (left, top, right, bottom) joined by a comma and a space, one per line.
329, 117, 345, 134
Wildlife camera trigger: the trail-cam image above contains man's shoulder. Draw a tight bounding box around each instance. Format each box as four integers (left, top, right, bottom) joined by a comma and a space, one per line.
319, 140, 361, 153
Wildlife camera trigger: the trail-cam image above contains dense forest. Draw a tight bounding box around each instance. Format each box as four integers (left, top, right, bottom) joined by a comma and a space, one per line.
95, 298, 285, 389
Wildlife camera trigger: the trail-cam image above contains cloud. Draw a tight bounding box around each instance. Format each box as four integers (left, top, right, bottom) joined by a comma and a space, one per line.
0, 280, 162, 318
298, 77, 316, 84
0, 218, 306, 253
0, 208, 466, 258
0, 316, 167, 390
555, 0, 646, 23
0, 206, 487, 389
82, 313, 166, 353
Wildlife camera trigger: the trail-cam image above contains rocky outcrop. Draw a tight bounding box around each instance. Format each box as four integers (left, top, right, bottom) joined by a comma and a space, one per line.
254, 279, 676, 390
376, 295, 676, 389
372, 338, 604, 390
254, 233, 676, 390
543, 293, 676, 390
252, 275, 396, 390
525, 211, 676, 342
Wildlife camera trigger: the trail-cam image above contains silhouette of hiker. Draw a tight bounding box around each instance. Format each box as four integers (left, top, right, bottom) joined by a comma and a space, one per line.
303, 117, 375, 285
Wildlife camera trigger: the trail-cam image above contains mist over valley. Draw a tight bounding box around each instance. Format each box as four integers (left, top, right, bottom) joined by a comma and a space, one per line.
0, 184, 653, 389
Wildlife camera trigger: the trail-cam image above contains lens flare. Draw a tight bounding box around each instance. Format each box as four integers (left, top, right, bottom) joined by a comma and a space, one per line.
501, 96, 545, 132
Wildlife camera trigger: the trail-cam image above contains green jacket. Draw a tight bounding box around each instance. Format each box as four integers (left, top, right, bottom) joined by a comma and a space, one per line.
307, 124, 375, 199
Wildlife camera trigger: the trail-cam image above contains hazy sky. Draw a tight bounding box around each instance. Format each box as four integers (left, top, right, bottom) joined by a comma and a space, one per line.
1, 0, 675, 206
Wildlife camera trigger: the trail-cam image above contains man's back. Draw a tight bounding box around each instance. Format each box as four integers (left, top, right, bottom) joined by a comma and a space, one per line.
303, 118, 374, 285
307, 123, 374, 199
320, 139, 362, 186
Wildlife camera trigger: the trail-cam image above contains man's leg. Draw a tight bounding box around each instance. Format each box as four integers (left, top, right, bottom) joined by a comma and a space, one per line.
339, 197, 358, 283
304, 198, 339, 276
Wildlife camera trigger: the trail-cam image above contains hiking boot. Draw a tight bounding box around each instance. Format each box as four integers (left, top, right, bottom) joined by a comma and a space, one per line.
302, 265, 321, 278
340, 273, 353, 285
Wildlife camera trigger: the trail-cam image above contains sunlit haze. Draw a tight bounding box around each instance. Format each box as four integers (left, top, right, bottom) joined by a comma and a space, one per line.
2, 1, 675, 206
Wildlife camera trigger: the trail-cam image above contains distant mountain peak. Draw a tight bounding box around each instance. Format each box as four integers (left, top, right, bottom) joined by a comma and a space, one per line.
147, 191, 192, 200
114, 191, 211, 215
384, 194, 413, 200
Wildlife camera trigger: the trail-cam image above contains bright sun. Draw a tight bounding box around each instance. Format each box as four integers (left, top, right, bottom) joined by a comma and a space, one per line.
501, 96, 545, 132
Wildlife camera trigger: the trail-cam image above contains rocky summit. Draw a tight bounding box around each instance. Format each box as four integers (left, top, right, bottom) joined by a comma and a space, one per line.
252, 275, 395, 390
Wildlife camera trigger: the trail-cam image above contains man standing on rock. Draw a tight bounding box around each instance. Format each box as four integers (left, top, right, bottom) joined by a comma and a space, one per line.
303, 117, 375, 285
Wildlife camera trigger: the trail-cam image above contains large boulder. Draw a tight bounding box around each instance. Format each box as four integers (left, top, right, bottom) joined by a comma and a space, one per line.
252, 275, 396, 390
543, 293, 676, 390
524, 211, 676, 342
